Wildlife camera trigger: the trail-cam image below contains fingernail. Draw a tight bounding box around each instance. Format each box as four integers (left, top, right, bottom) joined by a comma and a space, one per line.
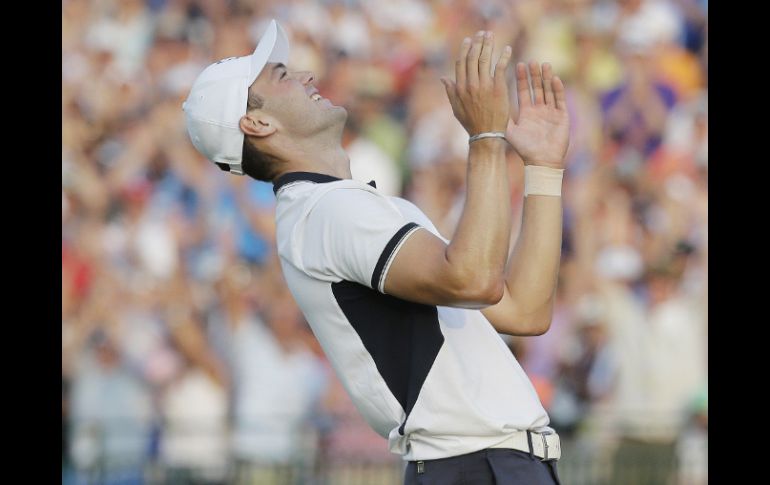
476, 31, 484, 37
462, 37, 470, 44
505, 46, 512, 54
485, 31, 492, 39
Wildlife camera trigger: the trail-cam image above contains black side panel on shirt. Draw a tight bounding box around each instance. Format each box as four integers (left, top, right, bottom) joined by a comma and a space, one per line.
331, 281, 444, 435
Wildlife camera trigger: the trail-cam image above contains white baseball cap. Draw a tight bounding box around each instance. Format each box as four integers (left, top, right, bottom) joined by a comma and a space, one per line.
182, 19, 290, 175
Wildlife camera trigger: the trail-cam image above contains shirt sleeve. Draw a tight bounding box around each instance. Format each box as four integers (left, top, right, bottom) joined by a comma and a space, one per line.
299, 187, 422, 292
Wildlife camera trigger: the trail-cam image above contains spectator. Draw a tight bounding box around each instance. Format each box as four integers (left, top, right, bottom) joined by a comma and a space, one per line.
601, 41, 678, 158
68, 330, 153, 484
208, 265, 327, 482
606, 265, 706, 485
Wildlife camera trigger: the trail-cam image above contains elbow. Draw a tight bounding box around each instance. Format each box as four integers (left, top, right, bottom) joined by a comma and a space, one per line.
446, 273, 505, 307
520, 303, 555, 335
502, 316, 552, 336
523, 317, 552, 336
479, 278, 505, 306
499, 300, 555, 336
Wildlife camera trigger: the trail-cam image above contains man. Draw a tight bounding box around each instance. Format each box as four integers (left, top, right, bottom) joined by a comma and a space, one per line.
184, 19, 570, 485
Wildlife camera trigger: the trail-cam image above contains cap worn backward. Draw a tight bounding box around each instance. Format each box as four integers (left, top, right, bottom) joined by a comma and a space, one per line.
182, 19, 290, 176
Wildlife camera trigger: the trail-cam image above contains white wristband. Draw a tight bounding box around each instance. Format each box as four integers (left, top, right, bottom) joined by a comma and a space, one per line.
468, 132, 506, 144
524, 165, 564, 197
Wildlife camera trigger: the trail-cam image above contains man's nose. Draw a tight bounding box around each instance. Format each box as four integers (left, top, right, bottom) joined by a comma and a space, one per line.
296, 71, 315, 85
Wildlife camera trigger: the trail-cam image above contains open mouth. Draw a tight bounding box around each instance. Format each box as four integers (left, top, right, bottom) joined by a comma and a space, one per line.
309, 91, 338, 109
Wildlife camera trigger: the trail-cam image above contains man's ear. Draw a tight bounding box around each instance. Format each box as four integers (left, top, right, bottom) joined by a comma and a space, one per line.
239, 113, 277, 138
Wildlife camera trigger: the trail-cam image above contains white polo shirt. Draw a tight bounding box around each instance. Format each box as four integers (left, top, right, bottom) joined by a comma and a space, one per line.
273, 172, 551, 461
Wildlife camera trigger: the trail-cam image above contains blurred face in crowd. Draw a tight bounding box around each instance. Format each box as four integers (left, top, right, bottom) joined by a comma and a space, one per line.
265, 297, 304, 349
581, 321, 607, 351
623, 50, 655, 87
647, 271, 678, 305
216, 264, 253, 310
241, 62, 347, 148
95, 337, 121, 370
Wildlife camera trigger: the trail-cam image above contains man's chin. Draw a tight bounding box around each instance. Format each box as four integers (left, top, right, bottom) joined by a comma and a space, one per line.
304, 107, 346, 139
330, 105, 348, 125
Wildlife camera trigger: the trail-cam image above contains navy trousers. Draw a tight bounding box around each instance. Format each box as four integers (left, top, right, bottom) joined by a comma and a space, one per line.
403, 448, 561, 485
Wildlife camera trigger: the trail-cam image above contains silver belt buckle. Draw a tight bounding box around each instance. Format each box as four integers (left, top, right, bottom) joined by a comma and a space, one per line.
538, 431, 559, 461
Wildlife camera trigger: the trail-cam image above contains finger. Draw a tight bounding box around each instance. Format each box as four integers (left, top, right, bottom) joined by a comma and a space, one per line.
552, 75, 567, 111
478, 31, 494, 85
529, 60, 544, 105
455, 37, 471, 91
542, 62, 555, 107
515, 62, 532, 108
466, 31, 484, 93
493, 45, 512, 92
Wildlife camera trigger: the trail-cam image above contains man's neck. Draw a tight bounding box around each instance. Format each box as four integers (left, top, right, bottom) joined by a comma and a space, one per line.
274, 136, 351, 180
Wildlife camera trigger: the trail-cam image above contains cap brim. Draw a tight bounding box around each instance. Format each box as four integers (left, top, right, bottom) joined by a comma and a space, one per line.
249, 19, 291, 84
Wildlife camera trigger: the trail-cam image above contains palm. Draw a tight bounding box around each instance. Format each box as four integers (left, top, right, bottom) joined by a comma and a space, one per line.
506, 105, 569, 166
505, 62, 570, 168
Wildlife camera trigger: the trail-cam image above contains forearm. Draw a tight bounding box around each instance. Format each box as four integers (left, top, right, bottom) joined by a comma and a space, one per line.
168, 308, 229, 389
504, 193, 562, 313
479, 60, 569, 332
445, 138, 511, 297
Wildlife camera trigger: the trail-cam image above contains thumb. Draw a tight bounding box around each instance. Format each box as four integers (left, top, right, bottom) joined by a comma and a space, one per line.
440, 77, 456, 101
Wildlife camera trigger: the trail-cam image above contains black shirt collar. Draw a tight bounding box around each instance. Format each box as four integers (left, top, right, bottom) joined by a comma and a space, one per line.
272, 171, 375, 195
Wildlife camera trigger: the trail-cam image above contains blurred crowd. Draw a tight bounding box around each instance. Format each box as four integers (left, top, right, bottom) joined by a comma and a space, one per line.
62, 0, 708, 483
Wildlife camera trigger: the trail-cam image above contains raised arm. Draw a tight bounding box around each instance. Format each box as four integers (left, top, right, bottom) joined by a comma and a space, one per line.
480, 61, 570, 335
383, 31, 513, 308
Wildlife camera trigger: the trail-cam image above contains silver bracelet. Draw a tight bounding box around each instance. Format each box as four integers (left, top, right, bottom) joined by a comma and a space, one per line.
468, 131, 506, 144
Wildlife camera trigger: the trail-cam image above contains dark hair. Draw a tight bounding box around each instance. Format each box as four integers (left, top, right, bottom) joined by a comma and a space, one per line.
240, 91, 282, 181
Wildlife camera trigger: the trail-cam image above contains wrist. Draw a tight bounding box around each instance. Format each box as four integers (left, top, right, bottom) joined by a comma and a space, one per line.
523, 160, 565, 170
469, 136, 507, 153
469, 131, 506, 144
524, 165, 564, 197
